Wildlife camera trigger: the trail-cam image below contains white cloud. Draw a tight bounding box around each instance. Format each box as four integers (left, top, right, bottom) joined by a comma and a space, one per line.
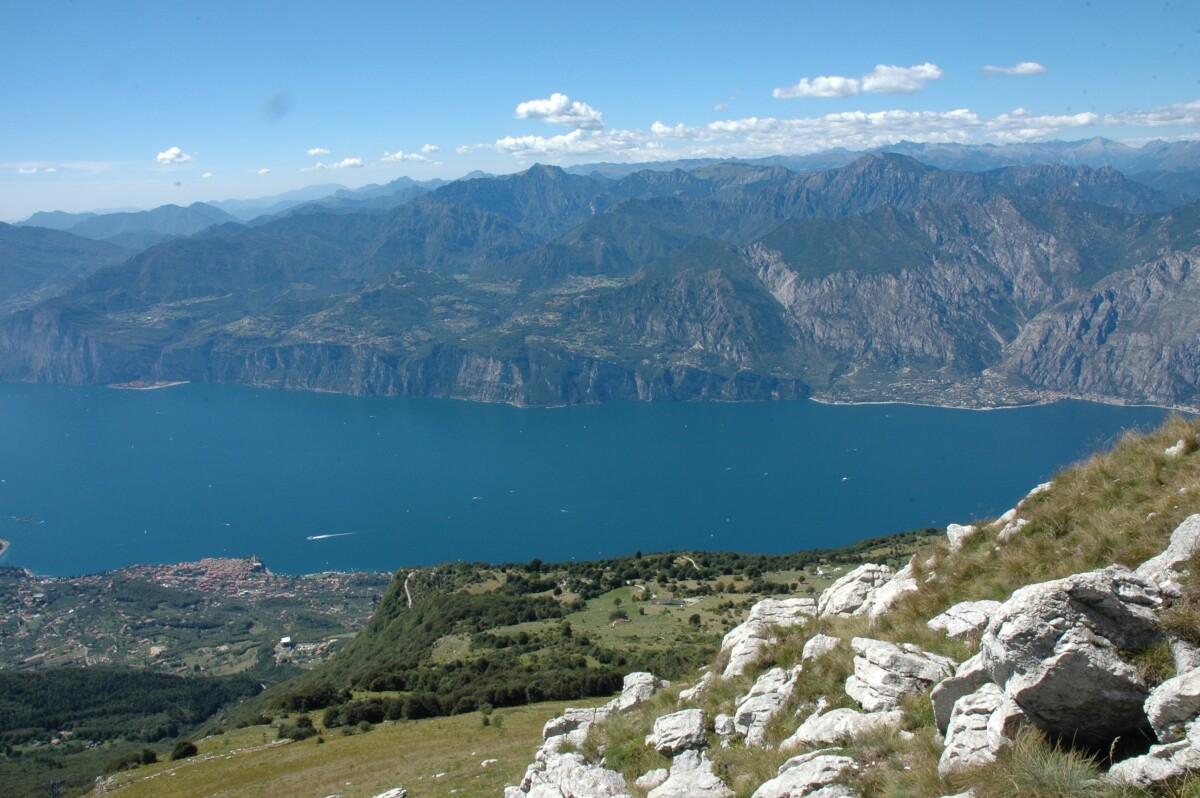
307, 147, 331, 156
304, 157, 366, 171
1105, 99, 1200, 128
201, 172, 214, 178
381, 150, 429, 163
44, 167, 56, 173
477, 103, 1120, 164
495, 128, 645, 158
421, 143, 439, 154
985, 108, 1099, 142
17, 167, 38, 174
258, 167, 270, 175
774, 63, 943, 99
155, 146, 193, 164
514, 93, 605, 129
774, 75, 863, 99
983, 61, 1047, 76
861, 63, 943, 94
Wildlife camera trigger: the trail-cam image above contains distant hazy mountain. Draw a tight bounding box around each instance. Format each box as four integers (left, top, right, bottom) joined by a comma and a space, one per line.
258, 176, 450, 222
209, 184, 346, 220
3, 156, 1200, 408
0, 223, 128, 314
568, 137, 1200, 185
21, 202, 241, 241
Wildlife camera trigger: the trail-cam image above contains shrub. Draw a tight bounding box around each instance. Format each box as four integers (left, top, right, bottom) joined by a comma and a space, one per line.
170, 741, 198, 760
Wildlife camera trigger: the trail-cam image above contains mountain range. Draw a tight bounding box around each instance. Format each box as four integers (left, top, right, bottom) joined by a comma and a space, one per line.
3, 141, 1200, 408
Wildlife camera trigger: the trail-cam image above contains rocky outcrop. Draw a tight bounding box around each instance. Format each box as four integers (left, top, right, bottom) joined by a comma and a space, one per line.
734, 666, 802, 747
977, 565, 1162, 745
508, 672, 666, 797
817, 565, 895, 618
508, 752, 629, 798
541, 707, 613, 754
678, 671, 714, 703
928, 600, 1001, 641
719, 598, 816, 677
997, 249, 1200, 408
1145, 667, 1200, 742
863, 563, 918, 621
815, 563, 916, 622
937, 683, 1025, 776
647, 750, 733, 798
608, 672, 669, 713
931, 654, 992, 735
750, 749, 857, 798
783, 705, 903, 749
946, 524, 977, 554
635, 769, 669, 791
1137, 514, 1200, 590
646, 709, 707, 755
1108, 726, 1200, 788
845, 637, 956, 712
802, 634, 842, 663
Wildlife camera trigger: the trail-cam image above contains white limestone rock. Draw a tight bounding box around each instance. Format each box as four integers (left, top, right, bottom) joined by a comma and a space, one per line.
720, 598, 817, 678
647, 750, 733, 798
931, 653, 992, 736
1174, 639, 1200, 674
1108, 719, 1200, 787
734, 666, 802, 747
844, 637, 956, 713
1025, 481, 1053, 500
928, 600, 1002, 641
606, 671, 668, 712
802, 634, 842, 663
646, 709, 707, 755
979, 565, 1162, 746
714, 713, 736, 737
678, 671, 714, 703
541, 707, 612, 753
863, 562, 918, 621
937, 684, 1025, 776
519, 752, 629, 798
1137, 514, 1200, 589
635, 768, 669, 791
750, 749, 856, 798
782, 705, 903, 749
817, 564, 895, 618
995, 518, 1029, 544
946, 524, 977, 554
1166, 439, 1188, 457
371, 790, 408, 798
1145, 667, 1200, 741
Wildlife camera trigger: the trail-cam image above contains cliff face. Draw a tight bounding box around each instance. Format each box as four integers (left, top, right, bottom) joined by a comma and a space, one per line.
3, 157, 1200, 407
997, 249, 1200, 406
207, 344, 807, 405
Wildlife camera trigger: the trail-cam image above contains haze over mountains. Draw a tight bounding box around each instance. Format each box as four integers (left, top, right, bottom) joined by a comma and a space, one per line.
3, 138, 1200, 408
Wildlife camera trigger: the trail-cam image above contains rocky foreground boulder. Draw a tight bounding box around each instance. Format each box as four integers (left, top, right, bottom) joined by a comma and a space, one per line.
508, 506, 1200, 797
719, 597, 816, 677
978, 565, 1162, 745
506, 672, 667, 798
845, 637, 955, 712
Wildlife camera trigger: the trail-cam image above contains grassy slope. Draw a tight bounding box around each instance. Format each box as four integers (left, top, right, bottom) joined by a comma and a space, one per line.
582, 415, 1200, 798
96, 700, 603, 798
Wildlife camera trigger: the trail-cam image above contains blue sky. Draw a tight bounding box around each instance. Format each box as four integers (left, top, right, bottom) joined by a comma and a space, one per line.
3, 0, 1199, 220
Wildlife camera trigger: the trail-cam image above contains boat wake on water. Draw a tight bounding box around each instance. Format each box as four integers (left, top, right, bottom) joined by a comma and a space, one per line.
305, 531, 361, 541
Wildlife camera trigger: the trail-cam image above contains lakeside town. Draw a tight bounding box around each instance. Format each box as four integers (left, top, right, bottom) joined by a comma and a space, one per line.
0, 557, 391, 675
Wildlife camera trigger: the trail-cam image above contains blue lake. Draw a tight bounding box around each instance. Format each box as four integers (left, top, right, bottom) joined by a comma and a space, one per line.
0, 381, 1174, 576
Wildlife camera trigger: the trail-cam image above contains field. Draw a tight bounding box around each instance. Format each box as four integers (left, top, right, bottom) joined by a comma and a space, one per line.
95, 700, 600, 798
